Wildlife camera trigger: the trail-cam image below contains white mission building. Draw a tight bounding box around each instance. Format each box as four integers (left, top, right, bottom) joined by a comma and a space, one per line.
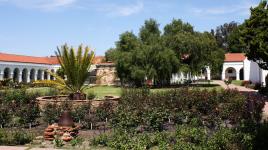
0, 52, 116, 85
222, 53, 268, 86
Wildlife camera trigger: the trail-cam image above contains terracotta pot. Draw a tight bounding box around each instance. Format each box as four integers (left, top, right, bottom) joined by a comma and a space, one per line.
45, 128, 54, 132
58, 111, 74, 127
44, 132, 55, 136
69, 92, 86, 100
62, 137, 73, 142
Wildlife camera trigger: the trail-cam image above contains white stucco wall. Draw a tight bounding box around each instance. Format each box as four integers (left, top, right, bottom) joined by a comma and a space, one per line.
248, 61, 261, 83
0, 61, 60, 82
222, 62, 243, 80
222, 58, 265, 85
261, 69, 268, 86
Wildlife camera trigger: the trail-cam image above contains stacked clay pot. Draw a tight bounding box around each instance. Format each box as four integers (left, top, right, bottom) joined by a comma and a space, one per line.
61, 133, 73, 142
44, 124, 58, 141
43, 123, 80, 142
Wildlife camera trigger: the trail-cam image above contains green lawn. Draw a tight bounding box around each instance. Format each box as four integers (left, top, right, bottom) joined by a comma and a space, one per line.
1, 83, 222, 99
151, 84, 223, 93
232, 80, 243, 86
85, 86, 122, 99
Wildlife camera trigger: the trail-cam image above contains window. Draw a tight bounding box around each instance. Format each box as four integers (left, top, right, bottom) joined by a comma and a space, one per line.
228, 69, 233, 73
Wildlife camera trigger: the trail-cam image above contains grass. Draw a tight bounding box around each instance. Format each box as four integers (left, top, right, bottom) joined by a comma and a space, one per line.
232, 80, 243, 86
1, 82, 223, 99
151, 84, 223, 93
84, 86, 122, 99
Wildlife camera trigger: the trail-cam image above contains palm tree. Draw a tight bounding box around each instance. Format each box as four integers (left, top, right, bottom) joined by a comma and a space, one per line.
35, 44, 94, 100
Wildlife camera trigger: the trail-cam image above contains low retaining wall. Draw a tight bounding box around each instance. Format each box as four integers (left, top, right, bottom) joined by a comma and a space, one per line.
36, 95, 120, 110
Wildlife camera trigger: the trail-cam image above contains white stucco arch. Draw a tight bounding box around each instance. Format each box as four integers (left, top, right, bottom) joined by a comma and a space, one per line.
3, 67, 11, 79
222, 62, 244, 80
13, 68, 20, 82
50, 69, 55, 80
30, 68, 36, 82
0, 60, 61, 83
37, 69, 43, 80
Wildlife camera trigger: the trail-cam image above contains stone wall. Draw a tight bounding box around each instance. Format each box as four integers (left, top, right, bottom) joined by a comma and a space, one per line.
95, 63, 117, 85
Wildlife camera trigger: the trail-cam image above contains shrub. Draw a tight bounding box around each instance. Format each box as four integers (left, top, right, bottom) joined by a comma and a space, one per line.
142, 107, 169, 131
0, 103, 12, 128
0, 129, 33, 145
0, 89, 41, 128
95, 101, 114, 122
71, 103, 91, 123
87, 92, 96, 100
207, 128, 244, 150
91, 134, 109, 146
112, 88, 264, 132
16, 100, 40, 128
42, 103, 62, 124
70, 137, 84, 147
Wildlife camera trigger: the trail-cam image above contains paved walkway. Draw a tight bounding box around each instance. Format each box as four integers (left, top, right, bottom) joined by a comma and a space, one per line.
213, 80, 268, 121
0, 146, 26, 150
0, 146, 64, 150
213, 80, 257, 92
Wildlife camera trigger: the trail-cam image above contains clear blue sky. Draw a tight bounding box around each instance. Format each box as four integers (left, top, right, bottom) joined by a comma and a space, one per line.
0, 0, 260, 56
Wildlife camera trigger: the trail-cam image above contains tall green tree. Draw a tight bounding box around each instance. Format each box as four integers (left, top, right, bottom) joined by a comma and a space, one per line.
163, 19, 224, 78
213, 21, 246, 53
111, 19, 180, 87
240, 1, 268, 69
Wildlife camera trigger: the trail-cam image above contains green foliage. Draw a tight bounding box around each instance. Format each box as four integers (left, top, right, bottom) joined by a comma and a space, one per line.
71, 102, 91, 123
87, 91, 96, 100
70, 137, 84, 147
111, 19, 180, 87
42, 103, 62, 124
105, 48, 117, 62
16, 100, 40, 128
53, 137, 64, 148
56, 67, 65, 78
95, 101, 114, 121
240, 1, 268, 69
207, 128, 242, 150
212, 21, 245, 53
143, 107, 169, 131
0, 103, 12, 128
0, 129, 33, 145
112, 88, 264, 132
0, 89, 40, 128
163, 19, 224, 78
91, 126, 252, 150
91, 134, 109, 146
35, 44, 95, 97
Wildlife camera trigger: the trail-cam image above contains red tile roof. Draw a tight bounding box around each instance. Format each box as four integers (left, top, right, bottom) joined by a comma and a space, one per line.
224, 53, 246, 62
92, 56, 105, 64
0, 52, 59, 65
0, 52, 106, 65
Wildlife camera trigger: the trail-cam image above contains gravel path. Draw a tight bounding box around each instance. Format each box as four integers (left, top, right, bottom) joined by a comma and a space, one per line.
0, 146, 26, 150
212, 80, 257, 92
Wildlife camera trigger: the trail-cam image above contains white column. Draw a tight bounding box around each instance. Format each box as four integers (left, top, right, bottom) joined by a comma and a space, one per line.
34, 72, 38, 81
10, 72, 14, 80
18, 70, 22, 83
206, 66, 211, 80
0, 70, 3, 80
27, 73, 30, 83
41, 70, 44, 80
236, 70, 240, 80
47, 72, 51, 80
